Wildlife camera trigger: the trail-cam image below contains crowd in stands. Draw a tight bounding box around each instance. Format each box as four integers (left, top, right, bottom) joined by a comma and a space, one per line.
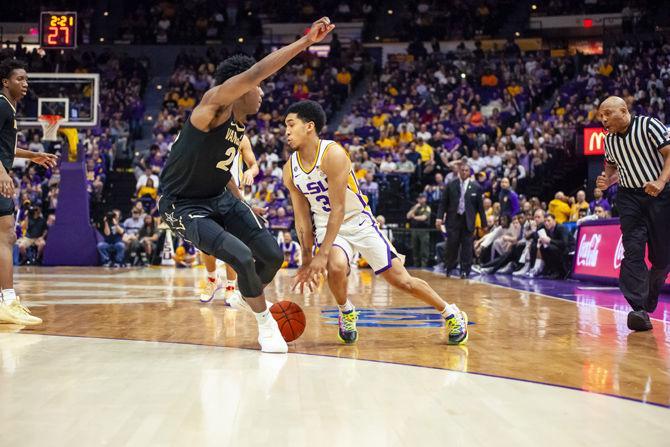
1, 46, 147, 265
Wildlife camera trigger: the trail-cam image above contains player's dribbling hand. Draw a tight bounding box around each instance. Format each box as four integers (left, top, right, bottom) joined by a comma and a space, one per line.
306, 17, 336, 44
595, 171, 609, 191
643, 179, 666, 197
291, 265, 317, 294
32, 153, 59, 169
0, 171, 14, 198
307, 253, 328, 280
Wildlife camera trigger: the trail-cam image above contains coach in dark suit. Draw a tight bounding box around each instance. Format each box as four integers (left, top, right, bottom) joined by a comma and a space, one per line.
436, 162, 486, 278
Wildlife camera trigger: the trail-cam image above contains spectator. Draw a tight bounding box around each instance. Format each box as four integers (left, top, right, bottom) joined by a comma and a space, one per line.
570, 190, 589, 221
138, 215, 160, 265
123, 208, 145, 265
136, 167, 160, 191
498, 177, 520, 217
536, 213, 574, 279
98, 211, 126, 267
280, 232, 301, 268
548, 191, 571, 224
359, 172, 379, 214
406, 194, 432, 267
17, 207, 48, 265
589, 187, 611, 213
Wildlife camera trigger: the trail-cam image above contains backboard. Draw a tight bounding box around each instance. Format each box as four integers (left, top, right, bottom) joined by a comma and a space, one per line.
16, 73, 100, 128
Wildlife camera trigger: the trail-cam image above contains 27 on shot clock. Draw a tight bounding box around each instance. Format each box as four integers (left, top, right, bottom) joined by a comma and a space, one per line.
40, 12, 77, 49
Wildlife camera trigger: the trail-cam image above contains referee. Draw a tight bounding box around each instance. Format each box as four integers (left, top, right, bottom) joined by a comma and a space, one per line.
597, 96, 670, 331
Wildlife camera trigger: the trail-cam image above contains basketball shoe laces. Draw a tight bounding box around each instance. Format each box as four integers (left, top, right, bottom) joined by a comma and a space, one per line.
340, 311, 359, 332
447, 312, 466, 337
10, 298, 34, 316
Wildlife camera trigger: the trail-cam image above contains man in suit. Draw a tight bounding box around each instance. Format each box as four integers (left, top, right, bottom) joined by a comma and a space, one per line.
436, 162, 486, 278
536, 213, 574, 279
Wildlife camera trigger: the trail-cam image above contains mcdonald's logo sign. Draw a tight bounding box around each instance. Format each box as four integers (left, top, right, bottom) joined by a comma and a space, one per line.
583, 127, 607, 156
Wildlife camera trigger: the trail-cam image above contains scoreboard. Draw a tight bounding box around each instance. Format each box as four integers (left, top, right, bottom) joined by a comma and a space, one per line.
40, 12, 77, 49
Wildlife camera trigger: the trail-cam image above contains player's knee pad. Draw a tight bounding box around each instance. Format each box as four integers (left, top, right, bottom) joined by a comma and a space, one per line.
257, 238, 283, 284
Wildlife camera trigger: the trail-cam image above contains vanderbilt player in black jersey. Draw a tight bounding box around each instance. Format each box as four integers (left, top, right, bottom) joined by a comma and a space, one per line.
0, 59, 58, 326
159, 17, 335, 353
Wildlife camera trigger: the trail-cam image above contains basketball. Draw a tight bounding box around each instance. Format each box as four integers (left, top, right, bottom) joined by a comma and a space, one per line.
270, 301, 306, 342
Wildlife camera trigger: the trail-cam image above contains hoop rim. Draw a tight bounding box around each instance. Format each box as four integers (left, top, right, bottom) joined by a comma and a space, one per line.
38, 114, 65, 125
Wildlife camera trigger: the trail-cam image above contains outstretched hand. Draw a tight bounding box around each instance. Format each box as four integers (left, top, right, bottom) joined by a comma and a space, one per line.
32, 153, 59, 169
306, 17, 336, 44
291, 265, 318, 294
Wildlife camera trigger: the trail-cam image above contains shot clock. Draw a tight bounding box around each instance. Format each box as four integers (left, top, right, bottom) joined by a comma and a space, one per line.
40, 12, 77, 49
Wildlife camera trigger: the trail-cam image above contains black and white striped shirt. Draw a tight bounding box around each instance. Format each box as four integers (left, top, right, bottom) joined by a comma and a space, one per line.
604, 115, 670, 188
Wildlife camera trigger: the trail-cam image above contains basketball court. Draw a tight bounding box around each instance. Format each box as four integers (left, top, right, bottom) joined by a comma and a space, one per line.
2, 267, 668, 445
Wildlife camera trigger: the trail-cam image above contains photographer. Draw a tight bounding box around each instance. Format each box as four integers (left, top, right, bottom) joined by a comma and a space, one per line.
97, 211, 126, 267
17, 206, 48, 265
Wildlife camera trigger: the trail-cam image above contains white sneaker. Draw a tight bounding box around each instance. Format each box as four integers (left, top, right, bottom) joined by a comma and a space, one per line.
258, 316, 288, 353
200, 280, 221, 303
0, 298, 42, 325
513, 264, 530, 277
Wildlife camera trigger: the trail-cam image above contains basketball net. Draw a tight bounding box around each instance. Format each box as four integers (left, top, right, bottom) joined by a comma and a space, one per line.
38, 114, 65, 142
162, 229, 175, 266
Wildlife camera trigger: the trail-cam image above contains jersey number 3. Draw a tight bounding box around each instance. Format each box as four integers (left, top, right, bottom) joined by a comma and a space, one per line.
216, 147, 237, 172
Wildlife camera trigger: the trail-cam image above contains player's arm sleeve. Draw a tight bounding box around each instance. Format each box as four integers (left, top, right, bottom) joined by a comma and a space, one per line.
647, 117, 670, 152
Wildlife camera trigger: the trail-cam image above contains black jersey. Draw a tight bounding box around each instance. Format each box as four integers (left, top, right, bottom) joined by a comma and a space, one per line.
160, 116, 245, 199
0, 94, 17, 171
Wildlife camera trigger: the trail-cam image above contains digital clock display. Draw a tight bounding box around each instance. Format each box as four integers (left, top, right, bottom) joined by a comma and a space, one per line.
40, 12, 77, 49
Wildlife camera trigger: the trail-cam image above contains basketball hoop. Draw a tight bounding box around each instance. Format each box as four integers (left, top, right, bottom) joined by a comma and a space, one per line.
38, 114, 65, 142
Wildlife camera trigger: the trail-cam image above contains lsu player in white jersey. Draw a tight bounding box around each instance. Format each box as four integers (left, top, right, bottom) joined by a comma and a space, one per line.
199, 134, 262, 305
283, 100, 468, 344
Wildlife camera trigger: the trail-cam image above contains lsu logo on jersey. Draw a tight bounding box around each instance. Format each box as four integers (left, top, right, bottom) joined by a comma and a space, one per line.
297, 180, 328, 196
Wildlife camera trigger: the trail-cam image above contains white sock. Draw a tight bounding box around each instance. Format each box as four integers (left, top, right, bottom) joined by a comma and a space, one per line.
254, 309, 271, 324
2, 289, 16, 305
441, 304, 458, 319
533, 259, 545, 272
226, 280, 236, 289
338, 299, 354, 313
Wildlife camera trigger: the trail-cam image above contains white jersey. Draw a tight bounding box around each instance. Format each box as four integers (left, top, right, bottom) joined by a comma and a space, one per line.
289, 139, 371, 230
230, 149, 243, 188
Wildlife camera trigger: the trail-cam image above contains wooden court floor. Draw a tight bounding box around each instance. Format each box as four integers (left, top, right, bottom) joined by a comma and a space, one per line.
5, 266, 670, 408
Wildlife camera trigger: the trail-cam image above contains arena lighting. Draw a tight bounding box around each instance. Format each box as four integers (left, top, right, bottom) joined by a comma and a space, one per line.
531, 4, 537, 10
460, 73, 466, 79
387, 9, 393, 15
99, 37, 104, 42
156, 85, 162, 90
583, 18, 593, 28
103, 11, 108, 16
375, 36, 380, 41
238, 37, 244, 43
515, 31, 520, 37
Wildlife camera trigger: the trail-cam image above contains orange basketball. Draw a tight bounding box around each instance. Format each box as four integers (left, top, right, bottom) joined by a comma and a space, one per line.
270, 301, 306, 342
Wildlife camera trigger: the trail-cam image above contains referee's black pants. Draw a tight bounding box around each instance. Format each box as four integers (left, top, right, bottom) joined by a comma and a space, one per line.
617, 186, 670, 313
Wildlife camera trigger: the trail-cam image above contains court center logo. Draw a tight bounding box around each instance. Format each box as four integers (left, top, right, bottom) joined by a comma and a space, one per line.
321, 306, 474, 328
614, 235, 625, 269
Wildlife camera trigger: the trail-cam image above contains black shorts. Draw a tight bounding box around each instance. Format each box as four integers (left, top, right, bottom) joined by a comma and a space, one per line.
158, 192, 267, 253
0, 196, 15, 217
